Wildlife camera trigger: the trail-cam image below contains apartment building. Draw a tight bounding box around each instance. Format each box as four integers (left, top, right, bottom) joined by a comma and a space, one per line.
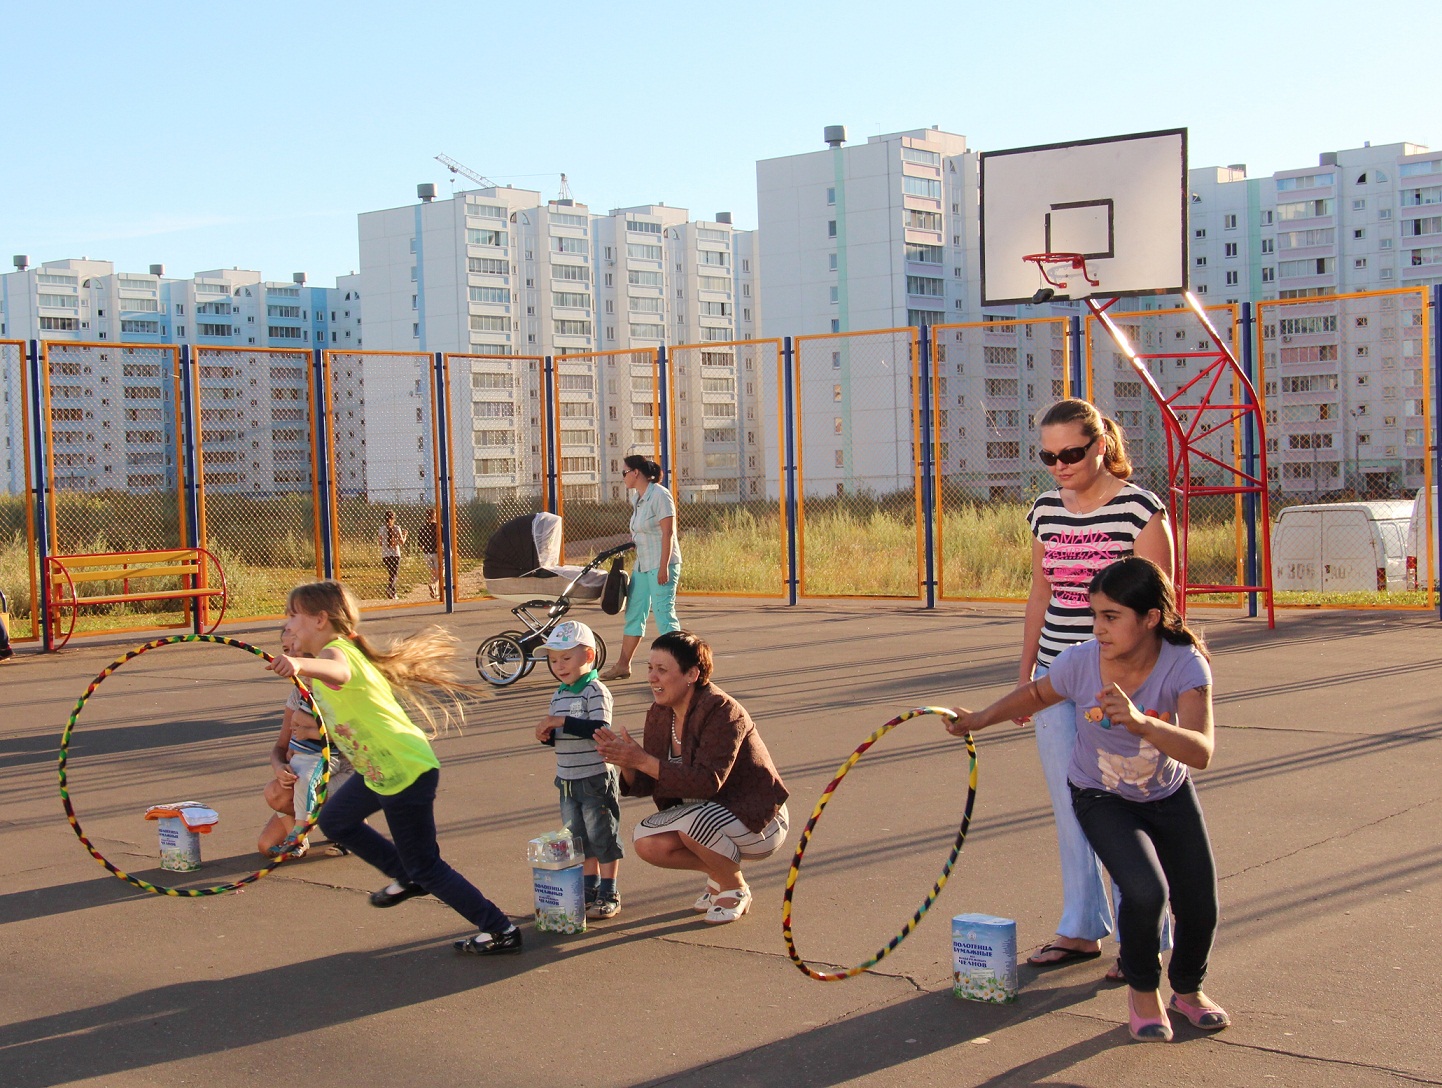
0, 260, 335, 497
359, 188, 763, 505
759, 129, 1440, 500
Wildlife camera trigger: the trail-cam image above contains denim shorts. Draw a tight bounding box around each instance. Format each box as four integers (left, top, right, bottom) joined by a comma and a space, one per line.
556, 768, 624, 863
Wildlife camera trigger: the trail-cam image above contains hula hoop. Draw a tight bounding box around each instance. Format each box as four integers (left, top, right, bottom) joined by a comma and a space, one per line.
782, 706, 978, 981
57, 633, 331, 897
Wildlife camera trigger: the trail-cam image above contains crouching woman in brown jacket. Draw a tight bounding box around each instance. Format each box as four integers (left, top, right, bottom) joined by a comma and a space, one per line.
595, 631, 788, 925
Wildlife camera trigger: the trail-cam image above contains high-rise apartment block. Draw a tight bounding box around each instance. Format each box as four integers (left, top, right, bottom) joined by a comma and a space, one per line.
0, 260, 336, 496
758, 127, 1441, 498
357, 186, 763, 504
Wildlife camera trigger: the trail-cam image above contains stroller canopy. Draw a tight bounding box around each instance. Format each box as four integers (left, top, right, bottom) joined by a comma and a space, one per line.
482, 512, 605, 603
484, 511, 564, 580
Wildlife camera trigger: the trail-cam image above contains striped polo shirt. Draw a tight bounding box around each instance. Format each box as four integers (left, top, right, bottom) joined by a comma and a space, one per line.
549, 676, 614, 781
1028, 482, 1166, 667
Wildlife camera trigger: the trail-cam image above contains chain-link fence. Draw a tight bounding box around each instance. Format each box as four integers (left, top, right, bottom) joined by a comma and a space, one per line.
931, 318, 1072, 602
324, 350, 441, 607
793, 329, 922, 597
668, 338, 784, 596
1, 339, 38, 641
39, 343, 200, 642
1256, 288, 1435, 604
1084, 304, 1249, 601
444, 352, 547, 602
192, 347, 322, 624
547, 348, 659, 565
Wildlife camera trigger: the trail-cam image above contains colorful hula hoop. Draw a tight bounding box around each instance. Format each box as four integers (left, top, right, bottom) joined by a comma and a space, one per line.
57, 633, 331, 897
782, 706, 978, 982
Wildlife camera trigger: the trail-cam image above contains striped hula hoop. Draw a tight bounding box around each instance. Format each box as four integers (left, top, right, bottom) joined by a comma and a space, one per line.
782, 706, 978, 981
57, 633, 331, 897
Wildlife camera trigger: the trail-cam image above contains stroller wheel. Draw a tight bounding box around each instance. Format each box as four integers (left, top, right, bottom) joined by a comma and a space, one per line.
476, 634, 528, 686
547, 631, 606, 681
499, 631, 537, 677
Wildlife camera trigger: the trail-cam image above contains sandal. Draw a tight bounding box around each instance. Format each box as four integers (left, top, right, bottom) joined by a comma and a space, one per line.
599, 665, 631, 681
1169, 993, 1230, 1031
1026, 941, 1102, 968
703, 885, 752, 925
1105, 956, 1125, 982
693, 879, 720, 913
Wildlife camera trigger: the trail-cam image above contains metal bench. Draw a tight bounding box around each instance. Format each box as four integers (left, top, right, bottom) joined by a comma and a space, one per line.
45, 548, 228, 651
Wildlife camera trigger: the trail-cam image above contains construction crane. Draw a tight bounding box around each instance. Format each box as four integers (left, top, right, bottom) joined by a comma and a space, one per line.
435, 154, 497, 189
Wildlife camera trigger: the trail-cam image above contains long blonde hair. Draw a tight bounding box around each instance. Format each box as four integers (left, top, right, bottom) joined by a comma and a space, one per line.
287, 580, 480, 736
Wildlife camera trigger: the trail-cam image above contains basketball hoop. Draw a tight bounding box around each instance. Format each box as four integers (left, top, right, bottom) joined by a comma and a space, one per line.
1022, 252, 1100, 301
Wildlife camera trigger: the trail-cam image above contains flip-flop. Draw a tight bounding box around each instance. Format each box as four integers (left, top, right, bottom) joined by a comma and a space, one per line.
1026, 942, 1103, 968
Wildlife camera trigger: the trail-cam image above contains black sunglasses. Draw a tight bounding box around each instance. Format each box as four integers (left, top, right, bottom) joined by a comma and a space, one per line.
1037, 435, 1099, 467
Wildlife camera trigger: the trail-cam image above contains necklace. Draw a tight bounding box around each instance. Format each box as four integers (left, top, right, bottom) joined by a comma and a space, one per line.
670, 709, 681, 753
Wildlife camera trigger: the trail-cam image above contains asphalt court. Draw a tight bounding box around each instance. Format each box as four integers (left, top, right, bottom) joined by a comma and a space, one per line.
1, 600, 1438, 1087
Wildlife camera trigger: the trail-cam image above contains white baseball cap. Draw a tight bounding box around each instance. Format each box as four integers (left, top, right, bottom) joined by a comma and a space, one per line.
542, 620, 597, 652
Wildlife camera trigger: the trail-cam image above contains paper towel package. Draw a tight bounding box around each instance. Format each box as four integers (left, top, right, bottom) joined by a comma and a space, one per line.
952, 913, 1019, 1003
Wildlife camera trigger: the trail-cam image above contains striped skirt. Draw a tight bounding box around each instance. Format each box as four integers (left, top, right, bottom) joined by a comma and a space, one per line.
633, 801, 789, 864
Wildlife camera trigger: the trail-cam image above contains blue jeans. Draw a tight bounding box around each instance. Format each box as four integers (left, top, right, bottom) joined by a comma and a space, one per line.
1032, 666, 1114, 942
556, 769, 624, 864
622, 560, 681, 638
319, 769, 510, 933
1071, 779, 1216, 993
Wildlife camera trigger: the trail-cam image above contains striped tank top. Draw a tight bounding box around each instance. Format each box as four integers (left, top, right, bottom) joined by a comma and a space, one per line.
1028, 482, 1166, 667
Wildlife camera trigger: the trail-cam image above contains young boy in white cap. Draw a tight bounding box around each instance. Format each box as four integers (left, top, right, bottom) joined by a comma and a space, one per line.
533, 620, 623, 918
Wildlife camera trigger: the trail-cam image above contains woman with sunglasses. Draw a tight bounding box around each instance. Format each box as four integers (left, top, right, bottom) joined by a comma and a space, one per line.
601, 454, 681, 681
1020, 398, 1174, 972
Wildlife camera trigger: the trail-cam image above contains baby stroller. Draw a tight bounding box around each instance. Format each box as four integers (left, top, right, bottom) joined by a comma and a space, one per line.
475, 511, 632, 687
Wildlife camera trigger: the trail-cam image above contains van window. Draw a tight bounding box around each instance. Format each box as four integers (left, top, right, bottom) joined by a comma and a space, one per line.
1379, 522, 1404, 552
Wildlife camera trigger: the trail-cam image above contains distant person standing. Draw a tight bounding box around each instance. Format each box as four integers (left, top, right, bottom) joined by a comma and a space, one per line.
379, 511, 407, 600
419, 508, 440, 599
601, 455, 681, 681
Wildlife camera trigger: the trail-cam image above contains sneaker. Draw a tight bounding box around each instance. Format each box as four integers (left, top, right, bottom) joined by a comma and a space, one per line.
0, 646, 13, 662
323, 842, 350, 857
587, 895, 620, 920
454, 927, 524, 955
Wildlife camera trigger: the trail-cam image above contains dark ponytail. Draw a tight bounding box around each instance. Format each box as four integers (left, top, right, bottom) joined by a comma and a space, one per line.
623, 453, 663, 483
1088, 557, 1207, 659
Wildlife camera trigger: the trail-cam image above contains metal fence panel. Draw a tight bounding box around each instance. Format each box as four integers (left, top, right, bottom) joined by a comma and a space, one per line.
192, 346, 322, 623
1, 340, 39, 641
668, 339, 785, 596
793, 329, 921, 598
930, 318, 1071, 601
1256, 288, 1435, 605
444, 352, 547, 601
324, 350, 441, 606
550, 348, 659, 565
39, 342, 189, 640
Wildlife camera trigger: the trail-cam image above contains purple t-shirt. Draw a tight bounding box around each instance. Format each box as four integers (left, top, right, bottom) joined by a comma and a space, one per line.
1046, 639, 1212, 803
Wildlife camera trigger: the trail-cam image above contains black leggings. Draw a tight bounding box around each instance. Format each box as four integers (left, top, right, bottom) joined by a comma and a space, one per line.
1070, 778, 1217, 993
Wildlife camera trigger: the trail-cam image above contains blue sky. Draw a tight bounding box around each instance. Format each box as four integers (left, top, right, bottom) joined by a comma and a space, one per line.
4, 1, 1439, 284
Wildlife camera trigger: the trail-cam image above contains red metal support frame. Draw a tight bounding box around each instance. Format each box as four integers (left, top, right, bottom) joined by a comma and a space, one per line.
1085, 293, 1275, 627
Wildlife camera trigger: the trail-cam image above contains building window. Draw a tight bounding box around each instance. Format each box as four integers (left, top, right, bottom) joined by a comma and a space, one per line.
1224, 243, 1238, 258
826, 187, 836, 205
827, 220, 837, 238
1223, 214, 1237, 229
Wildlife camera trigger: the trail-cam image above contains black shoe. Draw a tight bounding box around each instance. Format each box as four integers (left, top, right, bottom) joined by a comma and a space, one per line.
0, 647, 13, 662
454, 927, 523, 955
369, 881, 425, 908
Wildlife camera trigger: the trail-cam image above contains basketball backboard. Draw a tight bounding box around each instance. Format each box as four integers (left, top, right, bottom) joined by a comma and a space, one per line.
979, 128, 1188, 305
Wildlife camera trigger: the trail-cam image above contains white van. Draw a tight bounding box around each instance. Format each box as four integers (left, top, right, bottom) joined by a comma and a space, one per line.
1272, 500, 1413, 593
1405, 485, 1438, 591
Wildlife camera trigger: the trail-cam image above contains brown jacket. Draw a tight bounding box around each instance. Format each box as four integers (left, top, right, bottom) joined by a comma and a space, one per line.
621, 683, 788, 833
